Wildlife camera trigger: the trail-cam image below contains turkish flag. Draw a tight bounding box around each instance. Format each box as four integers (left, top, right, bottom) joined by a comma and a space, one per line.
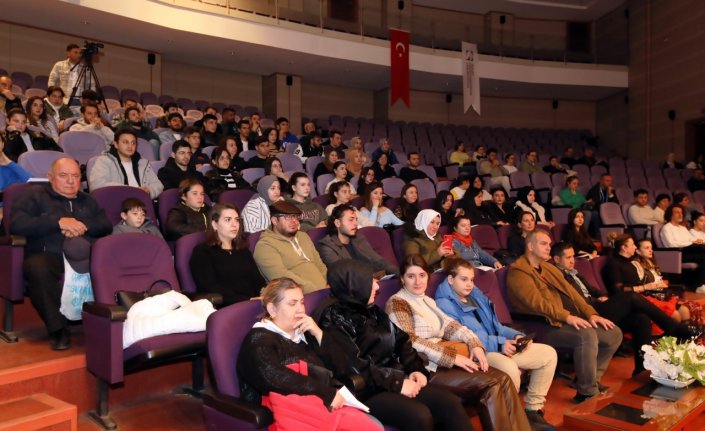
390, 28, 410, 107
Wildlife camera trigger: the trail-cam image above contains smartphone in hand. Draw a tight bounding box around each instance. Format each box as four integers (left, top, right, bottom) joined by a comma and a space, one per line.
442, 234, 453, 249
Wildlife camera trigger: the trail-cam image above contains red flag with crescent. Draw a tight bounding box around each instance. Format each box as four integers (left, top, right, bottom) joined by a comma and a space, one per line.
390, 28, 410, 107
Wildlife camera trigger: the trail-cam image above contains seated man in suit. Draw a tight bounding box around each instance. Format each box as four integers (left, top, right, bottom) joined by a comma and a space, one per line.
507, 230, 622, 403
551, 241, 694, 376
317, 203, 398, 276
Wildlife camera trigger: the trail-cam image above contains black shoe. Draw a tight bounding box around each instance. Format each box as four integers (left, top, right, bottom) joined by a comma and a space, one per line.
49, 327, 70, 351
572, 391, 597, 404
569, 379, 608, 393
525, 410, 556, 431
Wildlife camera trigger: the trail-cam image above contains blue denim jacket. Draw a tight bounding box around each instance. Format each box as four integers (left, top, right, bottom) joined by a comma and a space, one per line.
451, 238, 498, 267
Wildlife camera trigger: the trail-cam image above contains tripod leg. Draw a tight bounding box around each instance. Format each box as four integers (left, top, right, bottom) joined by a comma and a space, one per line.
88, 66, 109, 114
68, 65, 87, 106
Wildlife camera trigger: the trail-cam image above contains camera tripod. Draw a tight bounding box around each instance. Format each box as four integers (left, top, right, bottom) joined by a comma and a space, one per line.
68, 59, 109, 113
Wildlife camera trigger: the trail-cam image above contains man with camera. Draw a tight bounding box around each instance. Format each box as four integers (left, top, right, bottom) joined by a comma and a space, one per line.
48, 43, 97, 105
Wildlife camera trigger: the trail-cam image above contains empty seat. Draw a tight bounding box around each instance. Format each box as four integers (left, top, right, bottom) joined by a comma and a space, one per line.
59, 131, 106, 165
17, 150, 65, 178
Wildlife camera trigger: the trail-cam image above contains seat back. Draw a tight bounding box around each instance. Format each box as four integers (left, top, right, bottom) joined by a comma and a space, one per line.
411, 179, 435, 201
599, 202, 626, 226
174, 232, 207, 293
2, 183, 38, 234
91, 186, 157, 226
356, 227, 399, 267
278, 154, 303, 172
241, 168, 264, 185
471, 225, 501, 253
90, 234, 181, 304
137, 138, 157, 161
474, 269, 512, 324
207, 299, 265, 397
306, 227, 327, 245
305, 156, 324, 177
652, 224, 666, 248
218, 189, 256, 210
509, 171, 531, 190
157, 188, 181, 228
58, 131, 106, 165
381, 177, 405, 198
589, 256, 609, 295
391, 227, 406, 265
316, 174, 334, 196
574, 257, 603, 296
373, 278, 401, 309
248, 230, 262, 253
17, 150, 65, 178
496, 224, 513, 249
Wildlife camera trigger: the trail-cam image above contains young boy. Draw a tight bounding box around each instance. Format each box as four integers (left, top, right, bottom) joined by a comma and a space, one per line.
113, 198, 163, 239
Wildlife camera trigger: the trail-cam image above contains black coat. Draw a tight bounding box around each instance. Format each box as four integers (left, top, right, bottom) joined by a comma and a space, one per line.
164, 201, 210, 241
4, 130, 62, 162
157, 158, 206, 191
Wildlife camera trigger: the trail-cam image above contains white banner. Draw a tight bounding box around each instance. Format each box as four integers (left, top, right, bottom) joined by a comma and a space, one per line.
462, 41, 480, 115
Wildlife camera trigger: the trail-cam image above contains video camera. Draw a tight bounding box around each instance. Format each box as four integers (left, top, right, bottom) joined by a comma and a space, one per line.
81, 40, 104, 64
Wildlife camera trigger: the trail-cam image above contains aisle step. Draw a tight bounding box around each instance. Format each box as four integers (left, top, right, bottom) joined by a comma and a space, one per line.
0, 393, 77, 431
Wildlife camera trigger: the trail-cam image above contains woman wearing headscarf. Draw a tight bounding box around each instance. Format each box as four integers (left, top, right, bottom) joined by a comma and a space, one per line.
312, 260, 473, 431
402, 209, 458, 271
514, 186, 553, 227
242, 175, 283, 233
386, 255, 532, 431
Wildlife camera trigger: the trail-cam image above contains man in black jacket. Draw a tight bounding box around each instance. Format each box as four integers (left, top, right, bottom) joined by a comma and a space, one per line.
10, 158, 111, 350
586, 174, 618, 208
157, 140, 205, 190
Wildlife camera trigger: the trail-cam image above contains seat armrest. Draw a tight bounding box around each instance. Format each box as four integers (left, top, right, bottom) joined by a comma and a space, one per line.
203, 392, 273, 428
183, 292, 223, 307
0, 235, 26, 246
82, 301, 128, 321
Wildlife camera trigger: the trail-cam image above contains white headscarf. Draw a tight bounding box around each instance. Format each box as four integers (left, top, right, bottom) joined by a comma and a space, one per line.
414, 209, 441, 240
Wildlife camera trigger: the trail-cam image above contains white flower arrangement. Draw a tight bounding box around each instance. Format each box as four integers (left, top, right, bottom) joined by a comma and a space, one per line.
641, 337, 705, 385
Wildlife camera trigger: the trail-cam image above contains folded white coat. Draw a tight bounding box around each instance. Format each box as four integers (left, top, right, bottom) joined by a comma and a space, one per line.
123, 290, 216, 348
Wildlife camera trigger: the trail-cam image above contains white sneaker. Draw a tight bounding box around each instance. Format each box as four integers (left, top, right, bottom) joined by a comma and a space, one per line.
696, 285, 705, 294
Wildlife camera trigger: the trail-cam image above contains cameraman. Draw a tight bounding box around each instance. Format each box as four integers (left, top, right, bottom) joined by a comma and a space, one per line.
48, 43, 96, 105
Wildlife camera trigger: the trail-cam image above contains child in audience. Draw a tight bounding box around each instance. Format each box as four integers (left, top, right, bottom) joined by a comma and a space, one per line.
165, 178, 210, 241
113, 198, 163, 239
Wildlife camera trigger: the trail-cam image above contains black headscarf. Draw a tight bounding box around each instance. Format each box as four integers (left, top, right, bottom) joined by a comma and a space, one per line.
327, 259, 374, 309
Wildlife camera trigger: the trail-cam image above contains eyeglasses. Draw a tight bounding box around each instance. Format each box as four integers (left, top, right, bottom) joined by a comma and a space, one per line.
278, 214, 301, 221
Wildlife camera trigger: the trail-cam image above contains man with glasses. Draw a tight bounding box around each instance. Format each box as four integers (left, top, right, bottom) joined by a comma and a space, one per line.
253, 201, 327, 293
10, 158, 111, 350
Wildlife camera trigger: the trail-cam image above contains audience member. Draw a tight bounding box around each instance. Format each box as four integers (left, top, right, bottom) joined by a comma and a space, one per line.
386, 255, 533, 431
112, 197, 163, 238
181, 126, 209, 168
432, 190, 456, 227
628, 189, 660, 225
449, 175, 471, 200
371, 152, 396, 180
653, 193, 671, 223
515, 186, 553, 227
10, 158, 111, 349
403, 209, 457, 271
562, 208, 598, 258
559, 147, 576, 167
345, 147, 364, 178
190, 203, 265, 305
503, 153, 518, 174
436, 257, 557, 429
0, 75, 22, 113
43, 86, 74, 131
324, 181, 374, 226
507, 230, 622, 403
313, 147, 339, 181
263, 156, 290, 195
586, 174, 618, 208
399, 152, 433, 184
360, 182, 404, 228
324, 160, 355, 194
237, 277, 381, 430
557, 175, 587, 209
297, 121, 317, 156
115, 106, 160, 159
458, 187, 494, 226
471, 144, 486, 162
451, 214, 502, 269
478, 148, 510, 192
317, 203, 398, 275
242, 175, 283, 233
393, 183, 420, 223
518, 150, 542, 175
686, 154, 705, 171
371, 137, 398, 165
487, 187, 514, 226
246, 135, 273, 169
254, 201, 327, 293
157, 140, 205, 191
218, 108, 238, 137
276, 117, 298, 149
687, 168, 705, 192
674, 192, 696, 222
662, 152, 684, 170
312, 260, 475, 431
507, 212, 537, 261
25, 96, 59, 143
47, 43, 92, 103
301, 130, 324, 158
231, 119, 251, 152
158, 113, 185, 146
69, 103, 113, 149
690, 211, 705, 241
323, 129, 347, 151
165, 178, 210, 241
345, 136, 369, 166
286, 172, 327, 232
89, 129, 163, 199
4, 108, 62, 162
248, 112, 263, 139
218, 135, 247, 172
575, 147, 607, 169
0, 133, 30, 222
204, 146, 250, 201
199, 114, 221, 147
448, 142, 471, 166
660, 204, 705, 292
543, 155, 569, 175
357, 166, 377, 197
155, 102, 180, 129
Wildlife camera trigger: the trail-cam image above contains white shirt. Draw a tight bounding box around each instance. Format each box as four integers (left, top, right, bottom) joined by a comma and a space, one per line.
690, 228, 705, 241
21, 133, 35, 152
628, 204, 661, 225
253, 319, 307, 344
121, 161, 139, 187
661, 223, 695, 248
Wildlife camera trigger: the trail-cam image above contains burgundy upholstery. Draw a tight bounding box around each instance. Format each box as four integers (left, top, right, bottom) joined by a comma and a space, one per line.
357, 226, 399, 267
574, 257, 607, 296
391, 227, 406, 266
589, 256, 609, 295
374, 278, 402, 309
471, 225, 501, 254
218, 189, 256, 211
474, 269, 512, 325
496, 224, 513, 249
174, 232, 207, 294
306, 226, 328, 246
247, 230, 262, 254
91, 186, 157, 226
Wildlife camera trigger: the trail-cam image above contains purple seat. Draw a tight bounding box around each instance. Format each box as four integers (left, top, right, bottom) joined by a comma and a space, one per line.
100, 86, 120, 101
158, 94, 175, 105
83, 234, 207, 428
374, 278, 402, 309
495, 267, 552, 343
91, 186, 157, 226
471, 225, 501, 254
598, 202, 626, 245
174, 232, 207, 294
509, 171, 531, 190
305, 156, 323, 177
218, 189, 256, 211
474, 269, 512, 325
313, 194, 329, 208
10, 71, 32, 90
140, 92, 158, 106
496, 224, 513, 249
316, 174, 334, 196
417, 197, 435, 210
247, 230, 262, 254
17, 150, 65, 178
411, 179, 435, 201
391, 227, 406, 266
59, 131, 106, 165
651, 223, 696, 274
589, 256, 609, 295
358, 226, 399, 267
120, 88, 139, 104
381, 177, 405, 198
177, 98, 196, 111
306, 226, 327, 245
240, 168, 264, 185
0, 183, 39, 343
278, 153, 303, 173
194, 100, 210, 111
33, 75, 49, 90
574, 257, 606, 296
137, 138, 157, 161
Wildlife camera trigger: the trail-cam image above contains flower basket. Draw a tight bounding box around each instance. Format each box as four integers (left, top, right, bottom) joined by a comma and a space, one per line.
642, 336, 705, 386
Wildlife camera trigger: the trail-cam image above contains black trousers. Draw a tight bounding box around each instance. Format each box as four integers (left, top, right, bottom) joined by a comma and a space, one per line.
23, 252, 66, 333
682, 245, 705, 287
593, 291, 686, 372
365, 384, 472, 431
